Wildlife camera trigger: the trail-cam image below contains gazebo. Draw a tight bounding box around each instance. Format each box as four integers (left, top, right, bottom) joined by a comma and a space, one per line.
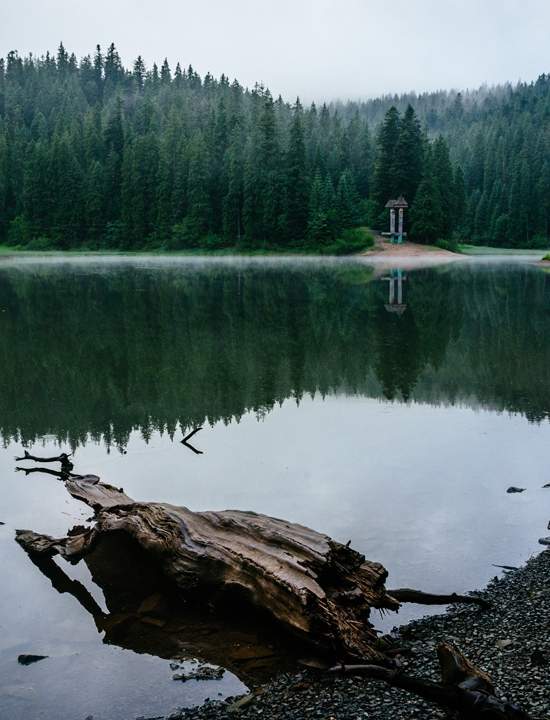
384, 196, 408, 243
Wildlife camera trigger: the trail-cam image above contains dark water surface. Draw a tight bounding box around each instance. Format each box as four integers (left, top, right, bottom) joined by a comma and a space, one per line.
1, 256, 549, 720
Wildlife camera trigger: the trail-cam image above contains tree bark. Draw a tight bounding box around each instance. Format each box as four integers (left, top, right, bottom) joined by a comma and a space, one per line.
16, 474, 399, 662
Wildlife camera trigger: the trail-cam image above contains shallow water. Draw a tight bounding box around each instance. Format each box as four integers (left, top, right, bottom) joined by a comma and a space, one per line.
0, 255, 549, 719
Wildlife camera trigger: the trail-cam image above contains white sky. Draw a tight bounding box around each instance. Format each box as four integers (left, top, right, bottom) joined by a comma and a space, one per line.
1, 0, 549, 102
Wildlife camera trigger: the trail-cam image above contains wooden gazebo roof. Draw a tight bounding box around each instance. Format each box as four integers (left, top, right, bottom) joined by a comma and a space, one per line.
385, 195, 409, 209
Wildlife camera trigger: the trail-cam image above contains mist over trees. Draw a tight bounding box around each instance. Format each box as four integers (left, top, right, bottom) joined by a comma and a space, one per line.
0, 43, 548, 250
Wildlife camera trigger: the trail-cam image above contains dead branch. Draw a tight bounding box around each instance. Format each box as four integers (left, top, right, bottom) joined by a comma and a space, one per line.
182, 427, 202, 444
181, 427, 204, 454
388, 588, 490, 609
329, 642, 533, 719
15, 450, 74, 472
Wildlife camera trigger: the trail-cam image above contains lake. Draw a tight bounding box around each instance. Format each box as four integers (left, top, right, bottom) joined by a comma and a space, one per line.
0, 255, 549, 720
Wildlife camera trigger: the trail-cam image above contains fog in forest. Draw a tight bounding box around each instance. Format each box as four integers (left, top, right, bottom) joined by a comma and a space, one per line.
1, 0, 549, 100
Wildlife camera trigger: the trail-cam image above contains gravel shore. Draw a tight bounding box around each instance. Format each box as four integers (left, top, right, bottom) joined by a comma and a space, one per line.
168, 549, 550, 720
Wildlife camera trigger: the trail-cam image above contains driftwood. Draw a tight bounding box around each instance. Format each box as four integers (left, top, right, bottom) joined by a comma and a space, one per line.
15, 450, 74, 473
388, 588, 490, 609
16, 473, 400, 662
181, 427, 204, 455
330, 642, 533, 719
15, 456, 501, 672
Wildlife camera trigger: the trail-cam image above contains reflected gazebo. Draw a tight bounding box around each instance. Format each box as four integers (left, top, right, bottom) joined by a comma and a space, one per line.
381, 268, 407, 315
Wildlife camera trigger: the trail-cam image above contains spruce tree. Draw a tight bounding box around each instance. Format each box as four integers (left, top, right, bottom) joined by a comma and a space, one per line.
410, 150, 443, 244
284, 100, 308, 244
372, 106, 400, 219
391, 104, 423, 205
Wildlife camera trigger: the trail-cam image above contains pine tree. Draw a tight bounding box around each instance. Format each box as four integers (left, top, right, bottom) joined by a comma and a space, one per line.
133, 56, 146, 91
223, 124, 244, 244
284, 100, 308, 244
391, 104, 423, 204
372, 106, 401, 219
336, 171, 360, 231
160, 58, 171, 85
452, 165, 466, 236
410, 150, 443, 244
432, 136, 454, 236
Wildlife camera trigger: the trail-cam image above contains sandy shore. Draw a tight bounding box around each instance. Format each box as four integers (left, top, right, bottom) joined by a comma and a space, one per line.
365, 235, 459, 259
360, 236, 464, 272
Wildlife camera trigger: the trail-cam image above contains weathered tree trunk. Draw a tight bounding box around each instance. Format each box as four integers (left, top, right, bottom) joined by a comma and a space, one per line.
16, 475, 399, 662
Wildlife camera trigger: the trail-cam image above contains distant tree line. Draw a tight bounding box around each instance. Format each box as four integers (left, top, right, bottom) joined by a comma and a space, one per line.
337, 78, 550, 248
0, 43, 548, 250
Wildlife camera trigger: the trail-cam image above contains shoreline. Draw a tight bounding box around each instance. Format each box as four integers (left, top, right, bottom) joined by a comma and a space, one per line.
0, 240, 545, 262
168, 549, 550, 720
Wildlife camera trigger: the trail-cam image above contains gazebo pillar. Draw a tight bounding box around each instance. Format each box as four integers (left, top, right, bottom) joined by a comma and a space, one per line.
385, 196, 408, 244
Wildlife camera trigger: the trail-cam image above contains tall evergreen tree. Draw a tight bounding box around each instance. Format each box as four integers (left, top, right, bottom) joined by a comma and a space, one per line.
372, 106, 401, 218
284, 100, 308, 244
391, 104, 423, 204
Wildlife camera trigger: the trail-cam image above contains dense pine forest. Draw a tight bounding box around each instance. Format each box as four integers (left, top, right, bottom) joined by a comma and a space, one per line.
0, 43, 549, 250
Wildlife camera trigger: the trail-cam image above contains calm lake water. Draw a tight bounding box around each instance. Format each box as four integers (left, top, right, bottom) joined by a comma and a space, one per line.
1, 255, 549, 720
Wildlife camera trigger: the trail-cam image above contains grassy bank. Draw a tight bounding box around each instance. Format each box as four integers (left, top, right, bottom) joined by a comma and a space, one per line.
458, 244, 547, 256
0, 228, 375, 258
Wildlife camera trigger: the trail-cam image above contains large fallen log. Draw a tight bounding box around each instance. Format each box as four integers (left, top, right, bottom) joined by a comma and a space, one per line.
16, 474, 399, 662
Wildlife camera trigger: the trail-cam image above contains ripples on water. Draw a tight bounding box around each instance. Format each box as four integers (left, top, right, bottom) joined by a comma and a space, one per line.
1, 256, 549, 719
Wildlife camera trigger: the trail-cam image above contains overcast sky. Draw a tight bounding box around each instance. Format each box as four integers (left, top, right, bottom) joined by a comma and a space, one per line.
1, 0, 549, 101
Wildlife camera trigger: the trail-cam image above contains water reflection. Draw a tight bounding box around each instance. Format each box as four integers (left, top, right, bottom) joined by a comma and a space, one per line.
2, 257, 550, 719
22, 524, 298, 681
0, 258, 550, 452
382, 268, 407, 314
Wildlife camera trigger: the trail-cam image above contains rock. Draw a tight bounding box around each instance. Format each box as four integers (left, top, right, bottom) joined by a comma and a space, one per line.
17, 654, 48, 665
530, 649, 547, 666
506, 486, 526, 493
227, 694, 254, 713
0, 521, 5, 525
542, 483, 550, 488
173, 665, 225, 682
538, 537, 550, 546
495, 638, 513, 649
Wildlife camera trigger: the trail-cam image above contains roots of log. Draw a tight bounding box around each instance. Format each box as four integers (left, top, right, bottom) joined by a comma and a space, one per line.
330, 642, 533, 719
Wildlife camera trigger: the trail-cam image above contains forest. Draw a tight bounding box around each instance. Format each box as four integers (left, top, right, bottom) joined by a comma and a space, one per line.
0, 43, 549, 250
